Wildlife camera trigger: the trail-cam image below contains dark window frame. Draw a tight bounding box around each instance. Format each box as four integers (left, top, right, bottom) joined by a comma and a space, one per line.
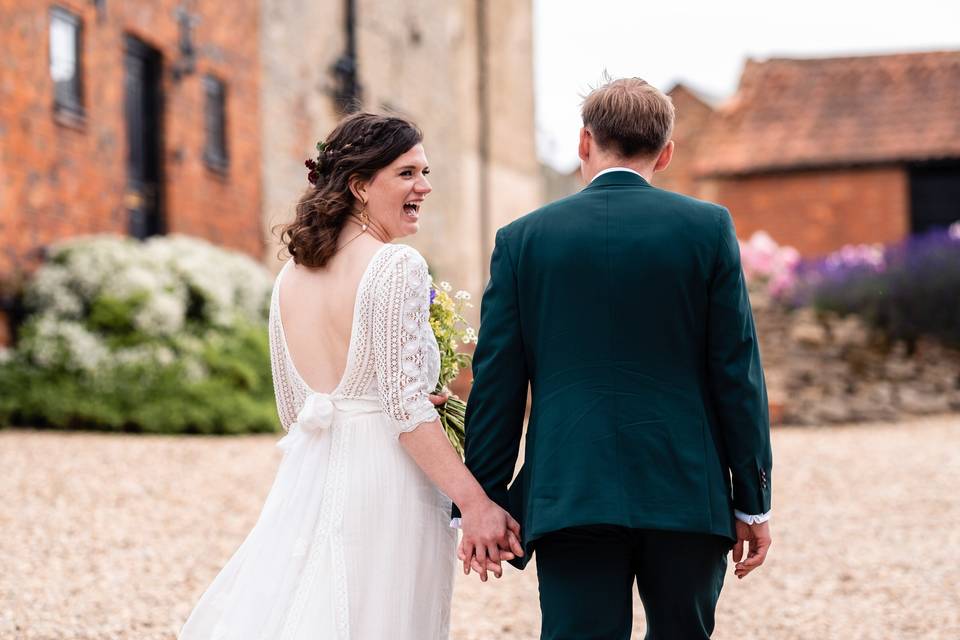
49, 6, 84, 118
202, 74, 229, 173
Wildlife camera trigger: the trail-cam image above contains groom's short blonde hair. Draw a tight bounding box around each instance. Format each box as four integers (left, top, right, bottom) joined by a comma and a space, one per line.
581, 77, 675, 159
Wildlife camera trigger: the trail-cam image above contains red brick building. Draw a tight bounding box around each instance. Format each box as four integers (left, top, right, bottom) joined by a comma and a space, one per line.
0, 0, 262, 281
659, 51, 960, 256
654, 83, 716, 198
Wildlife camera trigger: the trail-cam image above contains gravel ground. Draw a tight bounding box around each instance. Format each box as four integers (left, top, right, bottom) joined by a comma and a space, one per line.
1, 415, 958, 639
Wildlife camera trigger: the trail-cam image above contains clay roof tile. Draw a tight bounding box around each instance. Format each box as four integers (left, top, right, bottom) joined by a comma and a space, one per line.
695, 50, 960, 176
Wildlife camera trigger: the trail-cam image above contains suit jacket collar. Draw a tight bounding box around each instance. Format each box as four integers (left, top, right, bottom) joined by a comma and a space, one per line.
584, 169, 652, 190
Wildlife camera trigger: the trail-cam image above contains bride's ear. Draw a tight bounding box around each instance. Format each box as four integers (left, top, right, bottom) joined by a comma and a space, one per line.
348, 175, 367, 203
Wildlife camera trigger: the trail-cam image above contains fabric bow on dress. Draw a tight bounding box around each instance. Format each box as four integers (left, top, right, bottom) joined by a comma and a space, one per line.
297, 393, 336, 433
276, 392, 336, 452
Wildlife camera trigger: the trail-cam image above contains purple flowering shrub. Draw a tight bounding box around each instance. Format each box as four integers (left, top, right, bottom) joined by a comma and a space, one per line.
789, 224, 960, 348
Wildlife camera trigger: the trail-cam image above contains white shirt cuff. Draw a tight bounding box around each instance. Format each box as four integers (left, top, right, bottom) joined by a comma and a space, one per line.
735, 509, 771, 525
457, 513, 771, 529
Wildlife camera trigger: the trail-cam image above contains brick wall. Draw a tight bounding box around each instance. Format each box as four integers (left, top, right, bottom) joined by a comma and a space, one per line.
655, 85, 714, 197
700, 166, 910, 256
0, 0, 262, 282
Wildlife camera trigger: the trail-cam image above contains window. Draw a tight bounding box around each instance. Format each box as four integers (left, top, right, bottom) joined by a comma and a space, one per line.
203, 75, 228, 172
50, 7, 83, 116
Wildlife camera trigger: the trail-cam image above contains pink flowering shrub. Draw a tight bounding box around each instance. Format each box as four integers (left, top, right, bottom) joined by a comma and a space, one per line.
738, 231, 801, 299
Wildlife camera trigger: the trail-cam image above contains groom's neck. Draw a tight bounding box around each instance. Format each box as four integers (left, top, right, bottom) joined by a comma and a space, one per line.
585, 158, 655, 183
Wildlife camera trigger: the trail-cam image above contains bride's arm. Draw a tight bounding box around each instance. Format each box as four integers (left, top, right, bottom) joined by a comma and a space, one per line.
372, 247, 522, 580
398, 419, 523, 580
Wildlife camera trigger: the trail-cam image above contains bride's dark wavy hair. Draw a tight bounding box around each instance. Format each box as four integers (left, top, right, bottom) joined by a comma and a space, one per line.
278, 112, 423, 268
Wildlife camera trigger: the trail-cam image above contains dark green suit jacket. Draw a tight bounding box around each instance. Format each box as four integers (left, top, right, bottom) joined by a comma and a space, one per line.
453, 171, 772, 569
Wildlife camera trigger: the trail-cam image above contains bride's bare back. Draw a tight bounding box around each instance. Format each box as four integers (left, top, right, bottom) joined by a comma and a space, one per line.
277, 236, 385, 393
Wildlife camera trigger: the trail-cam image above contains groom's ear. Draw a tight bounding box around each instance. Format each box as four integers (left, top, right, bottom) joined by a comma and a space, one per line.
653, 140, 674, 173
578, 127, 591, 161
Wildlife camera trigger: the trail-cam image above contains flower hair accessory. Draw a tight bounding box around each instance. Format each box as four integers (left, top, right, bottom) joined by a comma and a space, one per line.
304, 140, 328, 185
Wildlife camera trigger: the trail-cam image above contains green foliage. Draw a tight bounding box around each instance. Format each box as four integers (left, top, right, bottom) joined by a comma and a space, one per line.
0, 323, 278, 434
438, 396, 467, 458
0, 234, 279, 434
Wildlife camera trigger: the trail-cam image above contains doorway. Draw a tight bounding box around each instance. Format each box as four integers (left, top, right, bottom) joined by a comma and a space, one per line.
124, 35, 164, 239
909, 160, 960, 234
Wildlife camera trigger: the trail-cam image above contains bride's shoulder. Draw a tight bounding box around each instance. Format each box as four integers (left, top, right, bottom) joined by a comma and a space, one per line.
364, 243, 427, 284
378, 243, 428, 271
367, 244, 430, 298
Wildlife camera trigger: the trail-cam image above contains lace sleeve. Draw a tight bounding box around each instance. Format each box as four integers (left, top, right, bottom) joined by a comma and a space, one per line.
372, 246, 440, 436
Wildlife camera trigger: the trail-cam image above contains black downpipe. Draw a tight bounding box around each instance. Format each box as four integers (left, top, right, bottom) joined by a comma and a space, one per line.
333, 0, 362, 112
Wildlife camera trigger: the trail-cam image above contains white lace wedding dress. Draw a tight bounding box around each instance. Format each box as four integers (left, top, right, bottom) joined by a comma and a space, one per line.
180, 243, 457, 640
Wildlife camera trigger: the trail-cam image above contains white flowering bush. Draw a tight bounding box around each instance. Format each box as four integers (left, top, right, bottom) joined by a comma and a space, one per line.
0, 234, 279, 434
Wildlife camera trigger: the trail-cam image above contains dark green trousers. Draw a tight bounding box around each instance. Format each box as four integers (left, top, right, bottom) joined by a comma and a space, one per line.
535, 525, 730, 640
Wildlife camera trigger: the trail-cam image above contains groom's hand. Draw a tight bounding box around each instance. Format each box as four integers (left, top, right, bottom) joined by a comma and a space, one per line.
733, 519, 772, 579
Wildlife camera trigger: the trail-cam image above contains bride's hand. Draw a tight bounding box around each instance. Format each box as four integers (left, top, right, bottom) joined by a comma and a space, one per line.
428, 391, 449, 406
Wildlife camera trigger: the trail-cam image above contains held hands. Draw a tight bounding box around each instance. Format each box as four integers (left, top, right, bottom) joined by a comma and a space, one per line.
428, 391, 523, 581
733, 519, 772, 579
457, 499, 524, 583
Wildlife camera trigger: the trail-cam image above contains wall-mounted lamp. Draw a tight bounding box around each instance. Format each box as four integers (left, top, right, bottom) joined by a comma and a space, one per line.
172, 3, 200, 81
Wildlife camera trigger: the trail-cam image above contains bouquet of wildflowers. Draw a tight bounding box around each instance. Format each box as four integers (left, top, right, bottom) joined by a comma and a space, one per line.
429, 280, 477, 457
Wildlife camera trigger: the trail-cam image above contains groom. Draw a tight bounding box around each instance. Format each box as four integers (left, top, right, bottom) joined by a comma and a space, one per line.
454, 77, 773, 639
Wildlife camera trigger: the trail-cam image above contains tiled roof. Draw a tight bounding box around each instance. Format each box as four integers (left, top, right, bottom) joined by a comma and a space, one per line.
668, 82, 722, 110
694, 51, 960, 176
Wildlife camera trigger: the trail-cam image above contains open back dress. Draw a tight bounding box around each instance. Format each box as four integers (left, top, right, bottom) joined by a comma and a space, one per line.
179, 243, 457, 640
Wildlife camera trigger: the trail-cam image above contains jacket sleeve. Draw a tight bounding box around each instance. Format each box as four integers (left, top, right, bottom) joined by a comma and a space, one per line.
451, 228, 529, 517
707, 208, 773, 516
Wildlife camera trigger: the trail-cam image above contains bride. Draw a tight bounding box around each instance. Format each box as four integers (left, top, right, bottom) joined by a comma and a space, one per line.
180, 113, 522, 639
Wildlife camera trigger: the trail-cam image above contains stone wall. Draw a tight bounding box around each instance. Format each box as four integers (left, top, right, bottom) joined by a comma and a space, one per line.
753, 292, 960, 425
258, 0, 345, 266
260, 0, 543, 308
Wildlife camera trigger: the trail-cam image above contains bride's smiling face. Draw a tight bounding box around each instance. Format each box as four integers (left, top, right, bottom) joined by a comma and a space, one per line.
358, 144, 432, 240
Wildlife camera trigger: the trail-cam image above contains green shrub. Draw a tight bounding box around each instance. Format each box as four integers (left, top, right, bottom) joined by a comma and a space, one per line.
0, 234, 279, 434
